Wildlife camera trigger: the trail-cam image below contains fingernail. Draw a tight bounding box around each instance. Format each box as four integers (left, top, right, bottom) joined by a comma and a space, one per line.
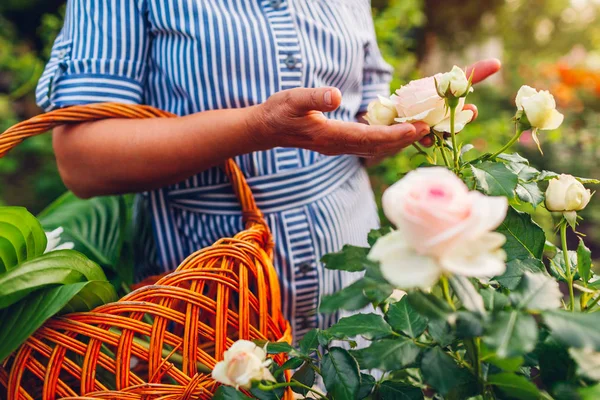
419, 127, 431, 136
324, 90, 332, 106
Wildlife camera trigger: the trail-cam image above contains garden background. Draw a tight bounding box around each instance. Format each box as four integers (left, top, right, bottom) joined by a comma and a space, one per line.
0, 0, 599, 254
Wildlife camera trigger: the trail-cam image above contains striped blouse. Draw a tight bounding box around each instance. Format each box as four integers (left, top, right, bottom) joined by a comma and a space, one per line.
37, 0, 392, 339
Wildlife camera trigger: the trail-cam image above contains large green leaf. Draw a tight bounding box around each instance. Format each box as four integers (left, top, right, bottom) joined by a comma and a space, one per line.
0, 280, 117, 362
515, 182, 544, 208
38, 193, 127, 269
471, 161, 518, 198
488, 373, 541, 400
577, 240, 592, 285
420, 347, 475, 397
321, 347, 361, 400
543, 310, 600, 351
386, 296, 428, 338
327, 313, 393, 340
496, 207, 545, 261
483, 311, 538, 358
0, 207, 47, 272
321, 245, 369, 272
351, 338, 420, 370
320, 277, 393, 314
406, 291, 453, 321
0, 250, 107, 309
376, 381, 424, 400
509, 272, 562, 311
495, 258, 545, 290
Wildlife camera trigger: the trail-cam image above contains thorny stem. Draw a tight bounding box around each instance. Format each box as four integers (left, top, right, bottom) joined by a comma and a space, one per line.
561, 221, 576, 312
490, 123, 525, 159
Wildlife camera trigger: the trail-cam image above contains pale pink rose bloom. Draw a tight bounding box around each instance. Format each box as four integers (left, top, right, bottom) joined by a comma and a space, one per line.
370, 167, 509, 289
391, 75, 474, 133
212, 340, 275, 390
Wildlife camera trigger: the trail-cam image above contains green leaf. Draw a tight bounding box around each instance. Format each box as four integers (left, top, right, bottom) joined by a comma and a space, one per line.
321, 347, 360, 400
213, 386, 252, 400
480, 287, 510, 312
298, 329, 319, 356
38, 193, 128, 269
536, 337, 575, 388
471, 161, 518, 198
509, 272, 562, 311
0, 207, 47, 272
449, 276, 485, 315
481, 344, 524, 372
577, 240, 592, 284
428, 320, 456, 347
280, 357, 304, 371
543, 310, 600, 351
488, 373, 541, 400
506, 162, 540, 182
321, 245, 369, 273
263, 342, 293, 355
0, 280, 116, 362
368, 227, 393, 247
327, 313, 393, 340
515, 182, 544, 208
320, 278, 393, 314
290, 362, 316, 396
455, 311, 484, 339
0, 250, 108, 309
357, 373, 376, 399
376, 381, 424, 400
579, 384, 600, 400
421, 347, 474, 396
537, 171, 600, 185
496, 258, 545, 290
406, 291, 453, 321
483, 311, 538, 358
386, 296, 428, 338
351, 338, 420, 370
497, 153, 529, 164
497, 207, 546, 261
548, 249, 578, 282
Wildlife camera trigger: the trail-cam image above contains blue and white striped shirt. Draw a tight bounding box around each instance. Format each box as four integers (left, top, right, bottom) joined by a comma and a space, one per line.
37, 0, 392, 338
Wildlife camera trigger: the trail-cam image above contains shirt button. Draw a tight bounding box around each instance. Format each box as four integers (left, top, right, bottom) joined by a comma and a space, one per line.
270, 0, 282, 9
57, 50, 67, 60
285, 54, 299, 69
297, 262, 313, 277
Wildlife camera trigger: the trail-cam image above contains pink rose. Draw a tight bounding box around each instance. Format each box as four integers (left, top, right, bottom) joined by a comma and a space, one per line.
370, 167, 509, 289
391, 75, 474, 133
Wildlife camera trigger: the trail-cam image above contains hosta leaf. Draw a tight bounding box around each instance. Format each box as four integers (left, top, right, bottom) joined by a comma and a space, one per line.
351, 338, 420, 370
483, 311, 538, 358
509, 272, 562, 311
488, 373, 541, 400
543, 310, 600, 351
496, 207, 545, 261
495, 258, 545, 290
386, 296, 428, 338
376, 381, 424, 400
449, 276, 485, 315
0, 207, 47, 273
321, 347, 360, 400
327, 313, 393, 340
0, 280, 117, 362
38, 193, 127, 269
0, 250, 107, 309
515, 182, 544, 208
471, 161, 518, 198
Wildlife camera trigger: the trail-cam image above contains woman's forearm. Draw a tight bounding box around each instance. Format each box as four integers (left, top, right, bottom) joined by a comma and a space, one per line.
53, 106, 265, 198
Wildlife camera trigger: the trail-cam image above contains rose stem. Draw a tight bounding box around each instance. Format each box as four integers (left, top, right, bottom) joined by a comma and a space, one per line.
449, 106, 460, 172
440, 276, 456, 310
490, 122, 524, 159
560, 221, 576, 311
258, 381, 327, 399
436, 135, 451, 168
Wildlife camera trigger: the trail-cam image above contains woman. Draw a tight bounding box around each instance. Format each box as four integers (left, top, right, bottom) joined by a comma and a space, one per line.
37, 0, 499, 339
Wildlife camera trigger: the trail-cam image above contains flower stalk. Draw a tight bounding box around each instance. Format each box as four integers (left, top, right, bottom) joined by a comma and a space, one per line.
258, 380, 327, 399
560, 221, 576, 312
490, 123, 525, 160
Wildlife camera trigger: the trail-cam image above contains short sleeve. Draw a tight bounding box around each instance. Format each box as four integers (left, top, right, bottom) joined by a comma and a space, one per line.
36, 0, 151, 111
360, 15, 393, 112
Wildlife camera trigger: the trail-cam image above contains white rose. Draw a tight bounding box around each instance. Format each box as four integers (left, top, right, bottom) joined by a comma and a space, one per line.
436, 65, 472, 98
545, 174, 592, 212
516, 85, 564, 130
369, 167, 508, 289
391, 74, 474, 133
212, 340, 276, 390
44, 227, 75, 254
364, 95, 398, 126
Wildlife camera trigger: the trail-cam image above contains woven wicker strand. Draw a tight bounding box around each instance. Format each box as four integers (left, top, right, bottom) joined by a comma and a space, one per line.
0, 103, 293, 400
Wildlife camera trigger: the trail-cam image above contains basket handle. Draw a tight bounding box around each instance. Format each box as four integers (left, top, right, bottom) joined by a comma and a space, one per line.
0, 103, 268, 229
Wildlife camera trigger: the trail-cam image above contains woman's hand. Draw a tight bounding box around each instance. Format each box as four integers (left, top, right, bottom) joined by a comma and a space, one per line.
251, 87, 430, 158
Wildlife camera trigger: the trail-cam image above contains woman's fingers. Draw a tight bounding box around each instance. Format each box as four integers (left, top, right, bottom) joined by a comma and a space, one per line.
466, 58, 501, 85
463, 104, 478, 121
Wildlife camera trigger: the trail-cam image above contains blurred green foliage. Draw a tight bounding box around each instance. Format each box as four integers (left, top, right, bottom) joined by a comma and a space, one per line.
0, 0, 599, 249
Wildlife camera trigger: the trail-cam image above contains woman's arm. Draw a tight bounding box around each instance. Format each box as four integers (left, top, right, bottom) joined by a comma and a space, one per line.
54, 87, 427, 198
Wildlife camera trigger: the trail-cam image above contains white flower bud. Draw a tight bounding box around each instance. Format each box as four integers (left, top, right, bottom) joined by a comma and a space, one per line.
364, 95, 398, 126
516, 85, 564, 131
545, 174, 592, 212
436, 66, 473, 98
212, 340, 276, 390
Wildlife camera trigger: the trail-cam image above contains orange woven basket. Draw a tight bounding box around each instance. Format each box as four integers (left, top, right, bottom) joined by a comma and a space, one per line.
0, 104, 293, 400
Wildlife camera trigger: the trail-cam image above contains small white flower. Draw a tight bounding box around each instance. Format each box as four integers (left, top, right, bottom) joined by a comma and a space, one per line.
545, 174, 593, 212
364, 95, 398, 126
212, 340, 276, 390
436, 65, 473, 98
569, 348, 600, 381
44, 227, 75, 254
516, 85, 564, 131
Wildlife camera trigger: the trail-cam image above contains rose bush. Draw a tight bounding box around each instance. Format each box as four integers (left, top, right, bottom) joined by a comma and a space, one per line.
214, 66, 600, 400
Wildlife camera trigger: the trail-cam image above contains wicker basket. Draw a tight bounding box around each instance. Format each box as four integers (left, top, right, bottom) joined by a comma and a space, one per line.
0, 104, 293, 400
